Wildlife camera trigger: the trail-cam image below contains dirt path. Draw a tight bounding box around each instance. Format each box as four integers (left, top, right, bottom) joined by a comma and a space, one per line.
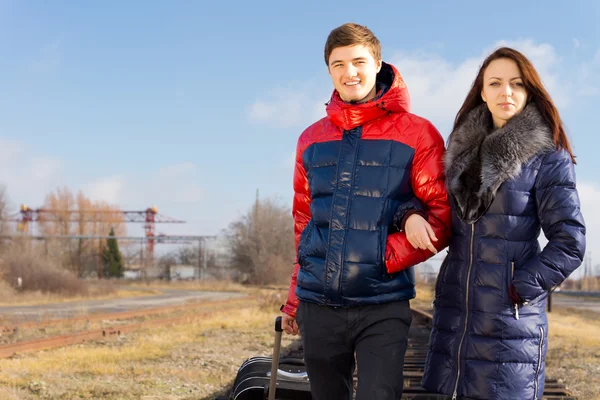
552, 293, 600, 314
0, 289, 247, 322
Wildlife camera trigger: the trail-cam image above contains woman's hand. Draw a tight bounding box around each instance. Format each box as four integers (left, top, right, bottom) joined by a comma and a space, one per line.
405, 214, 438, 254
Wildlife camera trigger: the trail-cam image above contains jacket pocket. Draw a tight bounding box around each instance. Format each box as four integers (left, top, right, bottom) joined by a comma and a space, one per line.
508, 261, 520, 319
297, 220, 315, 265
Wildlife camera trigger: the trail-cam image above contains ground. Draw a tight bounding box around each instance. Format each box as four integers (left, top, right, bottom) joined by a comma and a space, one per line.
0, 283, 597, 399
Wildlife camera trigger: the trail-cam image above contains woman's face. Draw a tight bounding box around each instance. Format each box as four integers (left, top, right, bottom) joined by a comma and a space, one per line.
481, 58, 528, 128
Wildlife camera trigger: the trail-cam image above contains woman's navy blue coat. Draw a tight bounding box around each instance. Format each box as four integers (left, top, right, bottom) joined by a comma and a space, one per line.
422, 104, 586, 400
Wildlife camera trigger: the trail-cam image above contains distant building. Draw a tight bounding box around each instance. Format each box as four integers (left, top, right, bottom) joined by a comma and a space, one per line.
125, 263, 168, 280
169, 264, 196, 280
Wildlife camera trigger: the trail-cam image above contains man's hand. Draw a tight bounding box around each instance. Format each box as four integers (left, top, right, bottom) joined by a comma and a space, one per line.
282, 313, 300, 335
405, 214, 438, 254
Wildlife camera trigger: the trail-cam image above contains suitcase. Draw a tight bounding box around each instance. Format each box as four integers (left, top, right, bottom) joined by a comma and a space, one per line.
225, 316, 312, 400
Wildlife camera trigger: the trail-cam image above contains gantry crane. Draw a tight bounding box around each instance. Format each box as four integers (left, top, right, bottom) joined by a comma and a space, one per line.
5, 204, 186, 257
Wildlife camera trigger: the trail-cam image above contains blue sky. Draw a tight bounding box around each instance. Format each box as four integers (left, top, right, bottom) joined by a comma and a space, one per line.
0, 1, 599, 274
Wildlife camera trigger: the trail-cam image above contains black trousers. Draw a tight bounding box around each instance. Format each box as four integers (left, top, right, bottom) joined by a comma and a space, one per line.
296, 299, 412, 400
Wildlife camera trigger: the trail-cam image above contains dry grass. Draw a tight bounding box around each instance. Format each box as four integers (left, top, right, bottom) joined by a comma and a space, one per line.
121, 279, 252, 293
0, 298, 245, 345
0, 288, 291, 399
0, 283, 596, 399
546, 307, 600, 399
412, 283, 434, 310
0, 248, 88, 296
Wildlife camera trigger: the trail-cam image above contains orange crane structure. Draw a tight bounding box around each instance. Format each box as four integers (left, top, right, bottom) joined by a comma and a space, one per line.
2, 204, 217, 279
8, 204, 185, 256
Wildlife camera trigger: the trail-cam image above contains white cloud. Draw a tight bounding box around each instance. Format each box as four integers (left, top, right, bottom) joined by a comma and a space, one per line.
82, 176, 125, 204
117, 163, 204, 207
389, 51, 480, 130
29, 157, 62, 180
0, 139, 24, 163
0, 140, 64, 210
75, 161, 205, 210
576, 49, 600, 97
246, 85, 328, 128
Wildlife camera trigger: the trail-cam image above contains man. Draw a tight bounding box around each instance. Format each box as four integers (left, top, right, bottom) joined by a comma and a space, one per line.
280, 22, 451, 400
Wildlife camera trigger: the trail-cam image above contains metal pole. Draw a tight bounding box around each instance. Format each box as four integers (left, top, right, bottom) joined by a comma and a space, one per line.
98, 238, 103, 279
202, 239, 208, 281
268, 316, 283, 400
197, 240, 202, 280
140, 239, 144, 280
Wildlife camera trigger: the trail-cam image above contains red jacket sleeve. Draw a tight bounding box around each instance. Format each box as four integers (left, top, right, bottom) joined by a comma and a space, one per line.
281, 137, 311, 318
385, 121, 451, 273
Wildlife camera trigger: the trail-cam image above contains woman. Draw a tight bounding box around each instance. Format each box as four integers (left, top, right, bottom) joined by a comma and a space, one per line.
421, 47, 586, 400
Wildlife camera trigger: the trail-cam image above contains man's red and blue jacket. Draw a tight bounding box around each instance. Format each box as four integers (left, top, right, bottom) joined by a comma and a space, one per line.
282, 62, 451, 318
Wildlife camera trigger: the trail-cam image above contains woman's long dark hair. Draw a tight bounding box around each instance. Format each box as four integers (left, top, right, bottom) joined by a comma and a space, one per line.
453, 47, 575, 163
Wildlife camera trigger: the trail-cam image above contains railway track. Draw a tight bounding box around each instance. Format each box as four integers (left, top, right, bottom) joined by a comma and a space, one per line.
221, 307, 577, 400
0, 297, 248, 359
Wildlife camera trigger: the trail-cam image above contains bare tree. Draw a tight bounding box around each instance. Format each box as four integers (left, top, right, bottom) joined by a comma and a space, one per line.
224, 195, 295, 285
0, 185, 13, 255
158, 246, 196, 267
38, 186, 128, 277
0, 185, 9, 233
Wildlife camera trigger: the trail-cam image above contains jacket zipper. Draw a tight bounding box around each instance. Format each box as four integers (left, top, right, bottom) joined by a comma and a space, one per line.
452, 223, 475, 400
533, 326, 544, 400
338, 128, 362, 299
511, 261, 519, 320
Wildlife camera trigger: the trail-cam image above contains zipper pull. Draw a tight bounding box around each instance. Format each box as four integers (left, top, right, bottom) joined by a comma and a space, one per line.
514, 303, 519, 320
452, 393, 457, 400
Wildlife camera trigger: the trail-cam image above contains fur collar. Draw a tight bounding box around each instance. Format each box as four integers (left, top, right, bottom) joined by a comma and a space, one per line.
445, 103, 555, 223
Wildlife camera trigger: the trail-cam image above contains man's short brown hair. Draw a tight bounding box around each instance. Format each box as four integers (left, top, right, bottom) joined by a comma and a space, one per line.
324, 23, 382, 66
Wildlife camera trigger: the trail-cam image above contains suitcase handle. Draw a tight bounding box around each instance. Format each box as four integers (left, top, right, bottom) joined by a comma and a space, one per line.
267, 369, 309, 382
267, 316, 283, 400
278, 356, 304, 367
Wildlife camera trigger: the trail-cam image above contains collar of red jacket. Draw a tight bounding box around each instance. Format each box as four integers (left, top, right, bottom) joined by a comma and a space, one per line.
325, 62, 411, 131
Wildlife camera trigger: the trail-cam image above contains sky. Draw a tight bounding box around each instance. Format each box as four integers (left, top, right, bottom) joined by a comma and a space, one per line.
0, 1, 598, 276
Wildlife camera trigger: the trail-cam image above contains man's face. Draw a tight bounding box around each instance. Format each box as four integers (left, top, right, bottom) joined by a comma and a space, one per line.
328, 44, 382, 103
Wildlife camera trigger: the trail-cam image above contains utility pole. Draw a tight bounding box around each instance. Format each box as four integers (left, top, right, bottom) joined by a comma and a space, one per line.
197, 239, 203, 280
